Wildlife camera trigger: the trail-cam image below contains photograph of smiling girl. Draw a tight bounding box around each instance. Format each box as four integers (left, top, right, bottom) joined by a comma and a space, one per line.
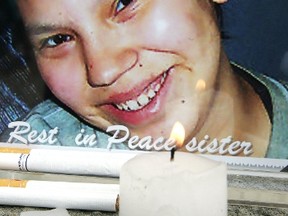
0, 0, 288, 159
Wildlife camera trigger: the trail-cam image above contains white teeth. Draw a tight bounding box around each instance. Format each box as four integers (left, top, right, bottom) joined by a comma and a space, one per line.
160, 72, 167, 84
126, 100, 140, 111
116, 104, 123, 110
137, 94, 149, 106
163, 72, 167, 79
155, 84, 161, 92
147, 89, 156, 99
115, 72, 168, 111
122, 103, 129, 110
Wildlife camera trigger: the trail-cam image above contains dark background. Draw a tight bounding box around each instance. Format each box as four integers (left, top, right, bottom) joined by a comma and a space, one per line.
0, 0, 48, 133
220, 0, 288, 80
1, 0, 288, 133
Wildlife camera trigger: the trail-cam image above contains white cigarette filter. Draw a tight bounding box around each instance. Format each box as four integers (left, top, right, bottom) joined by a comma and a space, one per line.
0, 179, 119, 212
0, 147, 141, 177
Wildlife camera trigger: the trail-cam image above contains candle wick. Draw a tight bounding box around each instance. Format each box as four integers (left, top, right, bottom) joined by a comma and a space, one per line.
170, 147, 176, 161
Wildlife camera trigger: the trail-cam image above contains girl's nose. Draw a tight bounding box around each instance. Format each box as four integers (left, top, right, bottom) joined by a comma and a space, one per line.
84, 40, 138, 87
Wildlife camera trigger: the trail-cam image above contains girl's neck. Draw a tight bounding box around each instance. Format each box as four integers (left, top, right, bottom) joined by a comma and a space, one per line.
195, 52, 271, 157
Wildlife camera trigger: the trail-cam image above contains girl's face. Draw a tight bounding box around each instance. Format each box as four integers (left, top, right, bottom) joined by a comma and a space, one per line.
18, 0, 221, 140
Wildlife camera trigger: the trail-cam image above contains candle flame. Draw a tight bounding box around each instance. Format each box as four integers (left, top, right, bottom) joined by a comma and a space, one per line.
169, 121, 185, 148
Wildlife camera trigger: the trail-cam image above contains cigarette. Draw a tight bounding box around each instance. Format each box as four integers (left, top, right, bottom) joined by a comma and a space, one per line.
0, 147, 30, 154
0, 178, 119, 212
0, 179, 28, 187
0, 146, 142, 177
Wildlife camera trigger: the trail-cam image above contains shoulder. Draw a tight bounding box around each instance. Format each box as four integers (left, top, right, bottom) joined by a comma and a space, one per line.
232, 62, 288, 159
1, 99, 128, 150
278, 80, 288, 90
232, 62, 288, 104
0, 100, 82, 145
23, 99, 79, 127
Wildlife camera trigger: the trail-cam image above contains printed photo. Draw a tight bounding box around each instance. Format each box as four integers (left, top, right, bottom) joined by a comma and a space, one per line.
1, 0, 288, 160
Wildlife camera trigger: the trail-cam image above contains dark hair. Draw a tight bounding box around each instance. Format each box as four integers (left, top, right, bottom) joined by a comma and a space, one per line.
0, 0, 48, 109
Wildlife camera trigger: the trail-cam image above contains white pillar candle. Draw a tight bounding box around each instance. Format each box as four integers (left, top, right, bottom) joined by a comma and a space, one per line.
120, 152, 227, 216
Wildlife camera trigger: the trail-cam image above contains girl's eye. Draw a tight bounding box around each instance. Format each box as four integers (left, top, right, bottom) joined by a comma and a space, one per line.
41, 34, 73, 49
115, 0, 133, 13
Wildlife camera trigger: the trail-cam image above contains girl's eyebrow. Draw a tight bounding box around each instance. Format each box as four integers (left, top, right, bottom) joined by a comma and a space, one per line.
26, 24, 67, 36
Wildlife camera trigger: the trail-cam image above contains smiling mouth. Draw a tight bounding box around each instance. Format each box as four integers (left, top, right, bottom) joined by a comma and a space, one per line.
113, 71, 168, 111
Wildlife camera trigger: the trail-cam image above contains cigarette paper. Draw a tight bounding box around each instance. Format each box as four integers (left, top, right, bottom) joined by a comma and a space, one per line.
0, 179, 119, 212
0, 147, 142, 177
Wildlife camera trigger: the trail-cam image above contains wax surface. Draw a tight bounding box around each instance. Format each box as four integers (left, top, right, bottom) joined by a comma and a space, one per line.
120, 152, 227, 216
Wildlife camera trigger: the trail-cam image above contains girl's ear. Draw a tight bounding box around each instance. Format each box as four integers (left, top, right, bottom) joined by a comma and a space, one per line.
212, 0, 227, 4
